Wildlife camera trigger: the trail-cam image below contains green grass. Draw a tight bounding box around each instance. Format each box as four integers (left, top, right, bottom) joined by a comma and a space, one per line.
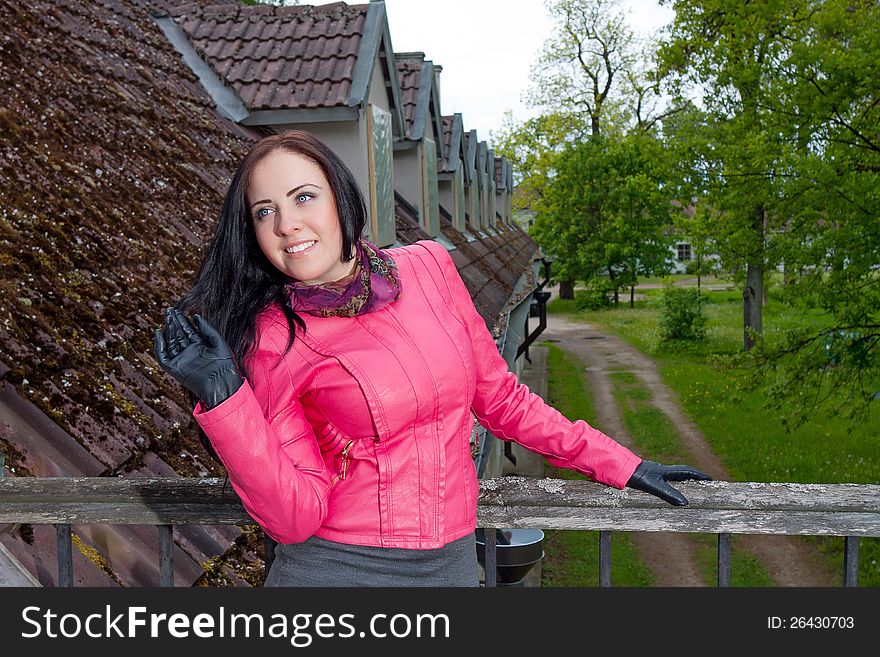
632, 273, 695, 285
610, 371, 688, 464
608, 370, 775, 587
692, 534, 776, 587
544, 341, 598, 426
540, 343, 654, 587
546, 283, 880, 587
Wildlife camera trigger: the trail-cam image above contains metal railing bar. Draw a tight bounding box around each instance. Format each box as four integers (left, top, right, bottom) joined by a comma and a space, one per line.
717, 533, 731, 587
55, 523, 73, 587
844, 536, 859, 587
599, 530, 611, 587
264, 536, 277, 583
484, 529, 497, 588
158, 524, 174, 587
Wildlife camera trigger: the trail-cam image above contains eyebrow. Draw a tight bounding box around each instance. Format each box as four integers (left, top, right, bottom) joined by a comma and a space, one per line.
249, 183, 322, 210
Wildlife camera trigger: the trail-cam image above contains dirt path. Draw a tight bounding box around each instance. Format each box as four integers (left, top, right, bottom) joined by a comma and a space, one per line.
539, 313, 838, 587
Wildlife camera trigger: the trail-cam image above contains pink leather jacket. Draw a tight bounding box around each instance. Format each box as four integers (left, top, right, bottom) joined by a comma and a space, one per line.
195, 240, 641, 548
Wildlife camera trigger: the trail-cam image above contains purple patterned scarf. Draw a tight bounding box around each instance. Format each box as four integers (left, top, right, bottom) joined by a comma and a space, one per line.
284, 240, 401, 317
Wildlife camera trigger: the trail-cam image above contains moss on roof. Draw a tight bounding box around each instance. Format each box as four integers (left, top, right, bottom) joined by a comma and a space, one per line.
0, 0, 259, 476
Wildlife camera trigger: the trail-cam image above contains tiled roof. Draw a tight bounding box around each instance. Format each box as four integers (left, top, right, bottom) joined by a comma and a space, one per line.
394, 193, 433, 246
169, 1, 369, 110
0, 0, 263, 586
395, 52, 425, 139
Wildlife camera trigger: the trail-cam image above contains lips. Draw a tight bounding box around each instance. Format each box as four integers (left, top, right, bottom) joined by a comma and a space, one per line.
284, 240, 316, 254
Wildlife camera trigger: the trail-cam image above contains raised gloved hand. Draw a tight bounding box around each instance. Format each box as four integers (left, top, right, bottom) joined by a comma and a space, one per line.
626, 460, 712, 506
154, 308, 243, 410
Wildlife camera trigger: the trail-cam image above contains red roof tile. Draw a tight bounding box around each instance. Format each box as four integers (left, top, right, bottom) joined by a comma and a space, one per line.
171, 1, 369, 110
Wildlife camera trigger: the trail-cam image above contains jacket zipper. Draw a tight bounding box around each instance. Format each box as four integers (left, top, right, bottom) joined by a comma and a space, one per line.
332, 440, 355, 484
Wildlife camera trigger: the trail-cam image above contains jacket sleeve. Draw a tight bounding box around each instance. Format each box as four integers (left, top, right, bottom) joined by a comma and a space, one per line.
421, 240, 642, 489
192, 338, 333, 544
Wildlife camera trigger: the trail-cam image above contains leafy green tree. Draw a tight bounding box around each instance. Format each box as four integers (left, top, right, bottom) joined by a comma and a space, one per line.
659, 101, 718, 297
746, 0, 880, 425
532, 131, 674, 306
658, 0, 817, 351
490, 110, 587, 217
518, 0, 674, 298
661, 0, 879, 424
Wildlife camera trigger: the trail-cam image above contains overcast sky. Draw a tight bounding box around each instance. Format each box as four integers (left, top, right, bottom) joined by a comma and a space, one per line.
382, 0, 674, 144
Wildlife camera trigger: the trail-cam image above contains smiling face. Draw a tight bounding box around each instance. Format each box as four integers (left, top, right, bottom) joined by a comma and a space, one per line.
248, 149, 355, 286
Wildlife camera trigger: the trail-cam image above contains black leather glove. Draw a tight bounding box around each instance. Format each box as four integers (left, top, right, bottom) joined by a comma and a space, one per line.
154, 308, 243, 410
626, 460, 712, 506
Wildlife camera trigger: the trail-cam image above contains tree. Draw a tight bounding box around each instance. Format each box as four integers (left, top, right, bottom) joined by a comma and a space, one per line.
747, 0, 880, 426
528, 0, 638, 137
522, 0, 668, 298
658, 0, 816, 351
661, 0, 880, 424
531, 130, 674, 305
490, 110, 587, 217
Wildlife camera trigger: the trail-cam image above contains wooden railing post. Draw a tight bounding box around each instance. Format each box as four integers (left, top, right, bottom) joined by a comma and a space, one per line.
263, 535, 277, 583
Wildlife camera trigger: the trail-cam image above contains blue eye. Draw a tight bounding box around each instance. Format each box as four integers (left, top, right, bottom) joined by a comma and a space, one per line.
296, 192, 314, 204
254, 207, 273, 220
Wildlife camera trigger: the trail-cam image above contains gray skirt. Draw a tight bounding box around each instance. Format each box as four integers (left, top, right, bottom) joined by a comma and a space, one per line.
264, 533, 479, 587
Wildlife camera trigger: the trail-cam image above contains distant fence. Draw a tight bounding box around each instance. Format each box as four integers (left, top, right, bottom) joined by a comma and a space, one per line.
1, 475, 877, 587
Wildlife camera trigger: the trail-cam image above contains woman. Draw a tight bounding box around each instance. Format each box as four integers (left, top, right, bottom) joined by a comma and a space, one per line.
154, 130, 710, 587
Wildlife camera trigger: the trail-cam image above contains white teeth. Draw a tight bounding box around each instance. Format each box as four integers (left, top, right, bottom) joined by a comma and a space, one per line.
285, 241, 315, 254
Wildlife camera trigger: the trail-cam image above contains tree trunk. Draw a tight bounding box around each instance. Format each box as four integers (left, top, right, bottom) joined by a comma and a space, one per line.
743, 205, 765, 351
629, 284, 635, 308
697, 255, 702, 301
743, 264, 764, 351
559, 279, 575, 300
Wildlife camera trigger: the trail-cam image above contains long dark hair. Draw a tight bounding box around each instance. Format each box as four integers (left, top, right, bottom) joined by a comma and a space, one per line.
179, 130, 367, 377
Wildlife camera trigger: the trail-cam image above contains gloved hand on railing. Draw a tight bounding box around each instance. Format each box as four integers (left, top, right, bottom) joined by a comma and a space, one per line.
154, 308, 243, 410
626, 460, 712, 506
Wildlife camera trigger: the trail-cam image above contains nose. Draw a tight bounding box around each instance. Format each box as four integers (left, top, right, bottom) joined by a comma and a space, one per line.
274, 206, 302, 236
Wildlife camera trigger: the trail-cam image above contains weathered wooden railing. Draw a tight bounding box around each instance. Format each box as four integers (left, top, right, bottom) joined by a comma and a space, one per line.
1, 475, 878, 587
